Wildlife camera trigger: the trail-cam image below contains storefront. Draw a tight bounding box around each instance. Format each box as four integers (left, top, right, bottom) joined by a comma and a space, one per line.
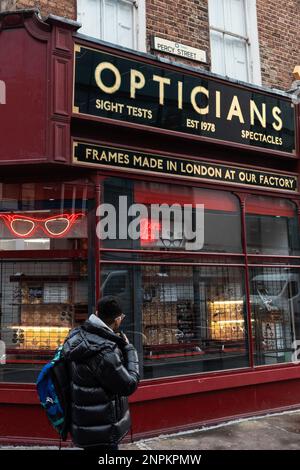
0, 10, 300, 445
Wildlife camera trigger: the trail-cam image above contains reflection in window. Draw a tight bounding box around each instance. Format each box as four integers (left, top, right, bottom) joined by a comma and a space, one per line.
101, 263, 249, 379
102, 177, 242, 253
250, 267, 300, 366
246, 195, 299, 255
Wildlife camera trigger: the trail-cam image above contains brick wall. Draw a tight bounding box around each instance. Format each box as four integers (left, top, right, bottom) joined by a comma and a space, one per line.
256, 0, 300, 90
2, 0, 299, 91
146, 0, 210, 70
145, 0, 300, 90
0, 0, 76, 20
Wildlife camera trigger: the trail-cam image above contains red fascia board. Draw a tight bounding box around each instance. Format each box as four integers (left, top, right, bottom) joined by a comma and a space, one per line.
1, 365, 300, 405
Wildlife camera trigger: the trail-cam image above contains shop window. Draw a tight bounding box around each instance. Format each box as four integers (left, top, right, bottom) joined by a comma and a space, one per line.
77, 0, 146, 51
0, 181, 90, 251
102, 270, 127, 296
249, 267, 300, 366
246, 195, 300, 255
101, 264, 249, 379
208, 0, 261, 84
102, 178, 242, 253
0, 181, 92, 383
99, 180, 300, 378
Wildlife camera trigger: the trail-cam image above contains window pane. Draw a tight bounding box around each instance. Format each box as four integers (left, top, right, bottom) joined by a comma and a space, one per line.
101, 177, 242, 253
210, 32, 248, 81
104, 0, 118, 44
0, 182, 90, 250
118, 0, 134, 48
209, 0, 249, 82
101, 264, 249, 379
208, 0, 225, 30
104, 0, 134, 49
224, 35, 248, 81
209, 0, 247, 36
0, 181, 91, 383
210, 30, 226, 76
78, 0, 135, 49
250, 267, 300, 366
246, 196, 299, 256
0, 259, 89, 383
224, 0, 247, 36
77, 0, 101, 39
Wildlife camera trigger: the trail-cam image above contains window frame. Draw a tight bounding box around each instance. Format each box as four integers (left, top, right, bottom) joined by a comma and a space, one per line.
76, 0, 146, 52
208, 0, 262, 85
98, 174, 300, 381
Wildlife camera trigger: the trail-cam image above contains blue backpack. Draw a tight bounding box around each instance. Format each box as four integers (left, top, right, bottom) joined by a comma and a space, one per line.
36, 345, 70, 441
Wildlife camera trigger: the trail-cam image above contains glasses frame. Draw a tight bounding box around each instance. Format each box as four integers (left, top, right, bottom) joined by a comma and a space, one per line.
0, 212, 84, 238
160, 237, 184, 248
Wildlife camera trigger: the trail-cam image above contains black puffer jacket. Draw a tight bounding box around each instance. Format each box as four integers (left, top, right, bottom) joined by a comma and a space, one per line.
62, 319, 140, 448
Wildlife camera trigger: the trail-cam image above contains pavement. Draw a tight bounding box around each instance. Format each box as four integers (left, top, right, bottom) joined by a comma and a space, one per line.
120, 410, 300, 450
1, 410, 300, 450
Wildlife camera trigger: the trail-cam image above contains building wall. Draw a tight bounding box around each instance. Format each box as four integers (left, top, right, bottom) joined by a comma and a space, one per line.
256, 0, 300, 91
145, 0, 210, 70
0, 0, 76, 20
1, 0, 299, 90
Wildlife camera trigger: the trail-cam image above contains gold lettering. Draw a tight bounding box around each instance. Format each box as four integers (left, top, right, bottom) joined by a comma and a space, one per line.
133, 155, 163, 169
152, 75, 171, 105
224, 169, 236, 180
190, 86, 209, 115
178, 81, 183, 110
85, 148, 93, 160
93, 149, 99, 160
227, 95, 245, 123
100, 151, 108, 161
94, 62, 121, 94
168, 160, 177, 171
250, 100, 266, 128
130, 69, 146, 99
272, 106, 283, 131
215, 91, 221, 118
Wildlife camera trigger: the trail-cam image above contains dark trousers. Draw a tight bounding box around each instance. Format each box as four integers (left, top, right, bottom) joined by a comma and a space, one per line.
83, 444, 119, 452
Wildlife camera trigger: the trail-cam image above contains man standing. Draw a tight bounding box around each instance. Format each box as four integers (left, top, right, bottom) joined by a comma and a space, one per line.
63, 295, 139, 451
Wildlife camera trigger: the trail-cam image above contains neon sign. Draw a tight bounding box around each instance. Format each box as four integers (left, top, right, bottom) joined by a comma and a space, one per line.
140, 218, 161, 244
0, 213, 84, 238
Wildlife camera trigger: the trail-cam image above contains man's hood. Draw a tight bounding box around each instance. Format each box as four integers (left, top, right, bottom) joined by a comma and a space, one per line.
63, 319, 127, 362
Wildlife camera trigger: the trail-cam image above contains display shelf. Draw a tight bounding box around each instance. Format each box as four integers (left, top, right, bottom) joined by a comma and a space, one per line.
8, 268, 87, 350
9, 302, 71, 306
10, 274, 81, 282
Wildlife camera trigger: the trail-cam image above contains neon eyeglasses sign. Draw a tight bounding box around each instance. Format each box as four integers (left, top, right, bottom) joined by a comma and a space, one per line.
0, 213, 84, 238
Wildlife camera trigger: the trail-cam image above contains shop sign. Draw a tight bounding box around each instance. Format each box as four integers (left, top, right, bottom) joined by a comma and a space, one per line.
73, 45, 296, 155
73, 141, 298, 192
152, 37, 207, 63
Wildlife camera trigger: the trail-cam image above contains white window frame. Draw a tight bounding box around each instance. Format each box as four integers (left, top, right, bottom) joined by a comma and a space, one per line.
209, 0, 261, 85
77, 0, 146, 52
245, 0, 261, 85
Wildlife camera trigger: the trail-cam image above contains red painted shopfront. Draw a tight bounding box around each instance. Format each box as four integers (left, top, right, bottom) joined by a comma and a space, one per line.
0, 9, 300, 446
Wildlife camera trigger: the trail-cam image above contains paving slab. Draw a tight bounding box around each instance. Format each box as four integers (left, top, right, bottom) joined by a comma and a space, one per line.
1, 411, 300, 451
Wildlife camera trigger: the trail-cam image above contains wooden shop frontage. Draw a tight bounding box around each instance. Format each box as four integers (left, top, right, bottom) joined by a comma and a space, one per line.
0, 9, 300, 445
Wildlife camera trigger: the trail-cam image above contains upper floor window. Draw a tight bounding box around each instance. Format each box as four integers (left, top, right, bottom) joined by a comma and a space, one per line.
77, 0, 146, 51
208, 0, 261, 84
